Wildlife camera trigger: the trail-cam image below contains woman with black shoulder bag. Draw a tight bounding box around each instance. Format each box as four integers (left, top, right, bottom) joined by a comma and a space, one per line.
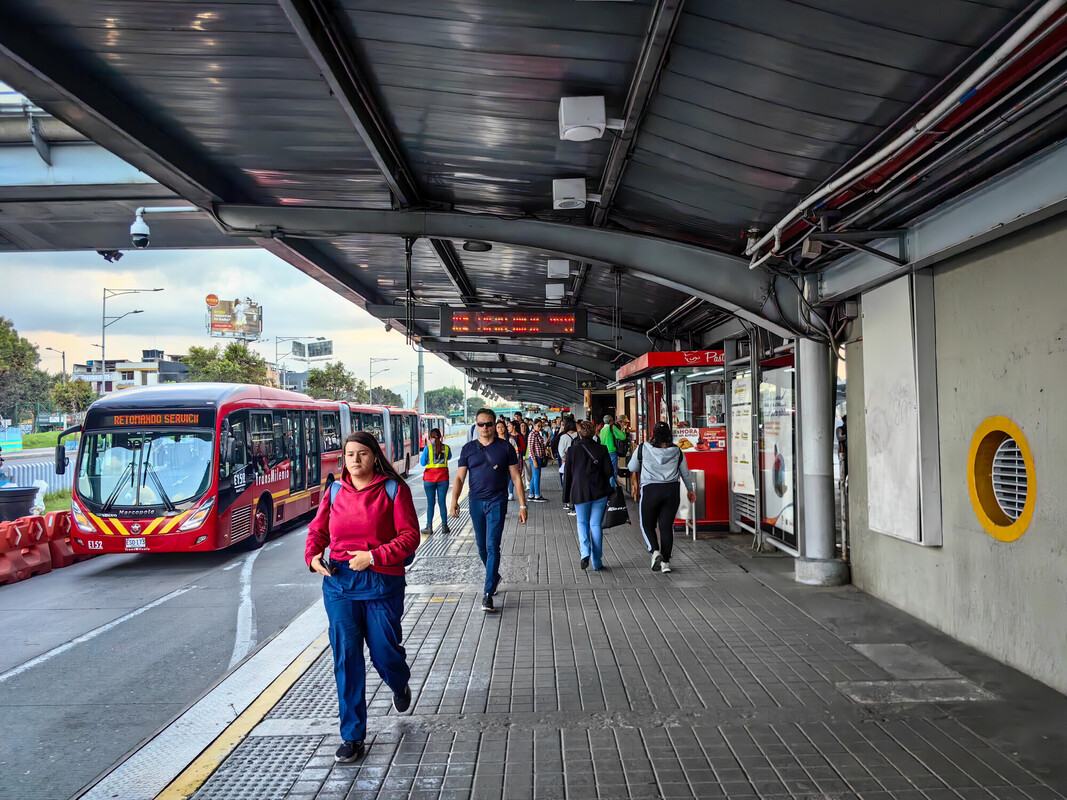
627, 422, 695, 574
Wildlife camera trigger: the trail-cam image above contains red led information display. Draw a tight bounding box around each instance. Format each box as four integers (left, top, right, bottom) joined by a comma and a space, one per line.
99, 412, 207, 427
442, 307, 587, 338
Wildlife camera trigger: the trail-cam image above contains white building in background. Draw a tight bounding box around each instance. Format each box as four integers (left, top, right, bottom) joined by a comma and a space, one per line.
72, 349, 190, 394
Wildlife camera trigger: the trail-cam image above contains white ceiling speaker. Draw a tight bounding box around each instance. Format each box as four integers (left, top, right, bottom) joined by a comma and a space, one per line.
546, 283, 567, 300
558, 96, 624, 141
552, 178, 602, 210
547, 259, 571, 278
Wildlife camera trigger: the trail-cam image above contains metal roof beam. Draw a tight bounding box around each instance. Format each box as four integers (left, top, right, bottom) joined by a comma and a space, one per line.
421, 340, 615, 379
215, 205, 813, 337
278, 0, 478, 304
452, 359, 600, 385
592, 0, 686, 226
467, 372, 582, 395
0, 6, 254, 208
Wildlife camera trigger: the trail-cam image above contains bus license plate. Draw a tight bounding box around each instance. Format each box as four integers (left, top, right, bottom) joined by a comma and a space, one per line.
125, 537, 147, 550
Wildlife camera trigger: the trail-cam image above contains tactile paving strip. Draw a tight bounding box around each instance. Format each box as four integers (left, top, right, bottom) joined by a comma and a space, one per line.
268, 651, 338, 720
191, 735, 319, 800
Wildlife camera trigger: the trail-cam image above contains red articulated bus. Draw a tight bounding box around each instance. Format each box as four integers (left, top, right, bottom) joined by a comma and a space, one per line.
335, 403, 420, 475
59, 384, 344, 554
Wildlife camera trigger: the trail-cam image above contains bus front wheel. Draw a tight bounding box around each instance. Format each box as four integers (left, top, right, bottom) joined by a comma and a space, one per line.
248, 499, 272, 549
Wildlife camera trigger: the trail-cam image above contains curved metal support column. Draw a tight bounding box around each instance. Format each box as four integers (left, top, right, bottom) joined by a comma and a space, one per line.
215, 206, 816, 336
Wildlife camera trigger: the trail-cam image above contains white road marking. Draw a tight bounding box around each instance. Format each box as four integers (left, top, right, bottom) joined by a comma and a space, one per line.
0, 587, 192, 684
227, 549, 262, 669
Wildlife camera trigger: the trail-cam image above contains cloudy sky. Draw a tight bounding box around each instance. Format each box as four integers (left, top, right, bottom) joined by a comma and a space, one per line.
2, 246, 470, 406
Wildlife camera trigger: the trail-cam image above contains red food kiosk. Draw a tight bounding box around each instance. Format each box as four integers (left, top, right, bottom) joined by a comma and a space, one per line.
616, 350, 729, 531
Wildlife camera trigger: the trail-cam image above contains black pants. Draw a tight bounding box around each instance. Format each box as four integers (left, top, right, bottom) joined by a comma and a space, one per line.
639, 482, 680, 561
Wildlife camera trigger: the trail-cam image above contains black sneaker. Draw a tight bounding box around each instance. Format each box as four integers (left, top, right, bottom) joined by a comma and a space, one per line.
531, 496, 548, 503
393, 684, 411, 712
481, 594, 495, 612
442, 524, 450, 534
421, 526, 433, 536
335, 739, 365, 762
581, 556, 590, 570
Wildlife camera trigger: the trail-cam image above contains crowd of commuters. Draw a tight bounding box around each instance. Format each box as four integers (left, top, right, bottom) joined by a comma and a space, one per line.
306, 408, 697, 762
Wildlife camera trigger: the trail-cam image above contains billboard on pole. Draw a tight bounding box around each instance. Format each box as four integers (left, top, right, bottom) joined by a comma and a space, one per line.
307, 340, 333, 358
207, 296, 262, 339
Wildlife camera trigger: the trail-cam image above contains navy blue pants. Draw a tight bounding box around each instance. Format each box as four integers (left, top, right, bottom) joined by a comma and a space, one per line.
423, 480, 448, 528
323, 562, 410, 742
469, 494, 507, 595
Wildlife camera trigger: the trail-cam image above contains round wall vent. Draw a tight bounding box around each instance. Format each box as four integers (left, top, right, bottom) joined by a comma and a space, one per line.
967, 416, 1035, 542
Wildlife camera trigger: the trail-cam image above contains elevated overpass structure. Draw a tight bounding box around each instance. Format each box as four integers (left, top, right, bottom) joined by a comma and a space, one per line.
1, 0, 1065, 699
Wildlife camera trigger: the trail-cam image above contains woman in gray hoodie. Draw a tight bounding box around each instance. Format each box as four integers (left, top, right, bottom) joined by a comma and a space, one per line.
627, 422, 696, 573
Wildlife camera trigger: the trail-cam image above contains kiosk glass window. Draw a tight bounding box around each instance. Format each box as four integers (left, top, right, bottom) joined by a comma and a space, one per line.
758, 366, 797, 547
670, 367, 726, 430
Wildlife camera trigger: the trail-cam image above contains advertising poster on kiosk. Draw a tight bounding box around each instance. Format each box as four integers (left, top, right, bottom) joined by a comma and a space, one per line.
730, 372, 755, 495
760, 367, 795, 542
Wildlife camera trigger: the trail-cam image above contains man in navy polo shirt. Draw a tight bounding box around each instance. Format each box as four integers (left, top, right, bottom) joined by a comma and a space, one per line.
449, 407, 526, 612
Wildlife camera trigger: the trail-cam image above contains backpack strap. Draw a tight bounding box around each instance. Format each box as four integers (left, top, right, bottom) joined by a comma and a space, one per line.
329, 477, 398, 504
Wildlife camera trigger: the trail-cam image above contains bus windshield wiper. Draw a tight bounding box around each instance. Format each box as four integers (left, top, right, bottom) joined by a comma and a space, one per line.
101, 461, 135, 513
143, 441, 176, 512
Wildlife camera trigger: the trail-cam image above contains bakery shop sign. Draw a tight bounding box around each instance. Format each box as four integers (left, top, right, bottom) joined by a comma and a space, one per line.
674, 427, 727, 451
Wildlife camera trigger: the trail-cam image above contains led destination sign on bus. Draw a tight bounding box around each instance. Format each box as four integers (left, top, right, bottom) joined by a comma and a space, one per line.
441, 308, 587, 338
101, 413, 206, 427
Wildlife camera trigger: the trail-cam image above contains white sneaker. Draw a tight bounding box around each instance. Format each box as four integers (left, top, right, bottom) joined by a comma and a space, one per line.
660, 561, 672, 573
650, 550, 661, 571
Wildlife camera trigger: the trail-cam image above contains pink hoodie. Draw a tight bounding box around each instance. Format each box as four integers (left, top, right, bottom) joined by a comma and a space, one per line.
304, 472, 420, 575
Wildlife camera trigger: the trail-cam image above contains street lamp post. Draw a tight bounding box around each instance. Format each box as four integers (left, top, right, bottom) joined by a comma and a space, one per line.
45, 347, 66, 380
102, 287, 163, 394
369, 358, 396, 405
274, 335, 325, 390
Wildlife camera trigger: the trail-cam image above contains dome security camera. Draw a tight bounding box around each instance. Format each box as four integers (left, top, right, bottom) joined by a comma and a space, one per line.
130, 213, 150, 249
384, 320, 392, 333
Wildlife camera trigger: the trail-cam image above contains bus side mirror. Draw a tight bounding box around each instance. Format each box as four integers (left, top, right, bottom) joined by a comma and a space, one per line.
55, 444, 68, 475
223, 434, 237, 465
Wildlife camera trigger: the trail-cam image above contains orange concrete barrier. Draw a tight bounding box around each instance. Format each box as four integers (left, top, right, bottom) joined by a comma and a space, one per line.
45, 511, 76, 569
0, 521, 25, 585
9, 516, 51, 580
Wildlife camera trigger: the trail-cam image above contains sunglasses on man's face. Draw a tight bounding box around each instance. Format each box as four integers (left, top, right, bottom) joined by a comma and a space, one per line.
476, 421, 495, 428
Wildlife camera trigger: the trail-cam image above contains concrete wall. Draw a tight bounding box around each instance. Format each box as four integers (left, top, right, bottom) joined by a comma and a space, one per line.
847, 217, 1067, 694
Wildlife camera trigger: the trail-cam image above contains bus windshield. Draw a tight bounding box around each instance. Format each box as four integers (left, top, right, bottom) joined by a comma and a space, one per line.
77, 429, 214, 511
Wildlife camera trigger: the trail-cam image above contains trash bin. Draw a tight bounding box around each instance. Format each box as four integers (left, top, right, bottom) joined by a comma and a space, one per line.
0, 486, 37, 522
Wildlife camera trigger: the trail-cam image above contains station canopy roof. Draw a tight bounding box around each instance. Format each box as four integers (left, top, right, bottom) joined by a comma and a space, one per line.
1, 0, 1065, 402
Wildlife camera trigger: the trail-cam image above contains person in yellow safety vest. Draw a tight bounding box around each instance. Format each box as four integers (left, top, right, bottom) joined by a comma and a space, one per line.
419, 428, 451, 535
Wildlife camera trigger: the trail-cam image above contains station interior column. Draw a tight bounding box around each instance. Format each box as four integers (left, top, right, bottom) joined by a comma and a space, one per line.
796, 337, 850, 586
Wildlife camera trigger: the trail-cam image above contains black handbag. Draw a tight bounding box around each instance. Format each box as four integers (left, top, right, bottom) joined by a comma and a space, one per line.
602, 484, 631, 529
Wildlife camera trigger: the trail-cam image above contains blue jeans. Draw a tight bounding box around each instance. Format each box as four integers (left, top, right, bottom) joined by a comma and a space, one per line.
608, 452, 618, 487
323, 570, 409, 741
469, 494, 507, 595
528, 457, 541, 498
575, 495, 608, 569
423, 480, 448, 528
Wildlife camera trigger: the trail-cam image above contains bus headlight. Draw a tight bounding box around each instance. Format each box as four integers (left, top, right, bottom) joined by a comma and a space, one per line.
178, 497, 215, 532
72, 501, 95, 533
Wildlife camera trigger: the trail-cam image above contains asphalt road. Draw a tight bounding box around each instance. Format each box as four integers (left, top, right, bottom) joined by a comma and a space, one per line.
0, 440, 463, 800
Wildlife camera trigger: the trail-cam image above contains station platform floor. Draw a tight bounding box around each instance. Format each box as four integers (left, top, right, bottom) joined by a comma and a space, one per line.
95, 479, 1067, 800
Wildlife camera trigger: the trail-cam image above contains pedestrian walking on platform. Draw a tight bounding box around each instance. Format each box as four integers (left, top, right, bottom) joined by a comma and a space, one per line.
627, 422, 695, 574
563, 421, 615, 570
306, 431, 421, 763
419, 427, 451, 534
556, 418, 578, 513
527, 419, 548, 502
599, 414, 629, 477
450, 408, 527, 612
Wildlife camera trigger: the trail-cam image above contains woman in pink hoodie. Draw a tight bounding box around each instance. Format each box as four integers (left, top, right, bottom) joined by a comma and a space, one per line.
305, 430, 421, 763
